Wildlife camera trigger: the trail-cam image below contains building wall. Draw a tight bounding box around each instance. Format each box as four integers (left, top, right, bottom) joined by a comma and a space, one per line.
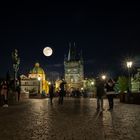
28, 73, 45, 93
20, 78, 39, 94
64, 60, 84, 90
131, 68, 140, 92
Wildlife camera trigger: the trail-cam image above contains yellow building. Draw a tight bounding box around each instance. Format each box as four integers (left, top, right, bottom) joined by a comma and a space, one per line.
28, 63, 49, 94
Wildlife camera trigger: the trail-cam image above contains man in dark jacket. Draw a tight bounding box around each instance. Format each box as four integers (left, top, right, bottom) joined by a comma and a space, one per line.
59, 79, 66, 104
95, 77, 106, 111
49, 84, 54, 105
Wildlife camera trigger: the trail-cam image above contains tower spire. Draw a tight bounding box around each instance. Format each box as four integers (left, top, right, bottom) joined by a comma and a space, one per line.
80, 49, 83, 62
68, 42, 71, 61
74, 41, 76, 47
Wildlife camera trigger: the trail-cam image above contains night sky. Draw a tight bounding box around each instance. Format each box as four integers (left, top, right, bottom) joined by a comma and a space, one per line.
0, 1, 140, 78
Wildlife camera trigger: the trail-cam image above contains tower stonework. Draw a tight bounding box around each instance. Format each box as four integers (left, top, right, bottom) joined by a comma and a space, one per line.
64, 43, 84, 91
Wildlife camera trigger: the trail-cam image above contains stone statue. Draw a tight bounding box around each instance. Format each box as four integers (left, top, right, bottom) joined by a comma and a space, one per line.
12, 49, 20, 91
12, 49, 20, 73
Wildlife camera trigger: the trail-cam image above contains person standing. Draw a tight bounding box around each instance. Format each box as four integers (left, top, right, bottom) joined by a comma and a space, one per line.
49, 84, 54, 105
105, 78, 115, 111
17, 76, 21, 102
59, 79, 66, 104
0, 81, 8, 107
95, 77, 106, 111
16, 84, 21, 102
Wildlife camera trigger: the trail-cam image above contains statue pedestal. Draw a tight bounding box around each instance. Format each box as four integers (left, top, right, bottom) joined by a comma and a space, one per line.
8, 90, 18, 105
8, 91, 29, 105
20, 92, 29, 101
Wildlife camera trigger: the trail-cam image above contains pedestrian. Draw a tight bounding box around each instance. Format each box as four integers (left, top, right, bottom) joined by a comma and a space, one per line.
105, 78, 115, 111
0, 80, 8, 107
16, 84, 21, 102
16, 76, 21, 102
95, 77, 106, 111
49, 83, 54, 105
59, 79, 66, 104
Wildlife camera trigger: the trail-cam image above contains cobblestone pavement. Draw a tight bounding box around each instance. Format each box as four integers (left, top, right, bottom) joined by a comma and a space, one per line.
0, 98, 140, 140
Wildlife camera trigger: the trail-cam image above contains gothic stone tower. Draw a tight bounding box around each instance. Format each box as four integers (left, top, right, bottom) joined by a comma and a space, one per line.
64, 42, 84, 91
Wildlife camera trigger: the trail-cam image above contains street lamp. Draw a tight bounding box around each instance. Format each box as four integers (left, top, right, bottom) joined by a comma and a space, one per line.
101, 75, 106, 80
38, 76, 41, 94
91, 81, 94, 85
48, 81, 51, 85
126, 61, 133, 93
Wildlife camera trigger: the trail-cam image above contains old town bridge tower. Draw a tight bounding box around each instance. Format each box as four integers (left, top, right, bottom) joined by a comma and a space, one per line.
64, 42, 84, 91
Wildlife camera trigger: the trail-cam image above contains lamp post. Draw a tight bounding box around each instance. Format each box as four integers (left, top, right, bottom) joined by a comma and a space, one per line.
126, 61, 133, 93
38, 76, 41, 94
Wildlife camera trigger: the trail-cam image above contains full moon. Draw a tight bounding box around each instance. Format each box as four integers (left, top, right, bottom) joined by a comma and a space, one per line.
43, 47, 53, 56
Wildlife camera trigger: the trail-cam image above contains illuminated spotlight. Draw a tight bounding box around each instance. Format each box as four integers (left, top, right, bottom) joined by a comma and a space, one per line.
126, 61, 133, 68
38, 76, 41, 81
91, 81, 94, 85
48, 82, 51, 85
101, 75, 106, 80
81, 87, 84, 91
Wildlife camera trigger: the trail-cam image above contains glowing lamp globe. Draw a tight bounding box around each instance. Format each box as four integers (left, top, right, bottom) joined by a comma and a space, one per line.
43, 47, 53, 57
101, 75, 106, 80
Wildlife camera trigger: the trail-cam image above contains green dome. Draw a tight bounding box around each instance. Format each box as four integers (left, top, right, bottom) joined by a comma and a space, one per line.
30, 63, 45, 74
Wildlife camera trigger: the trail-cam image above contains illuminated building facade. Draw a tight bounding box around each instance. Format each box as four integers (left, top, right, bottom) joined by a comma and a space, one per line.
20, 63, 49, 94
64, 43, 84, 91
131, 68, 140, 92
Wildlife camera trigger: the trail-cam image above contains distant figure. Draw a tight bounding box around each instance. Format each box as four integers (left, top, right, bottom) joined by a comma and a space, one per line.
0, 81, 8, 107
95, 77, 106, 111
75, 89, 81, 97
16, 85, 21, 102
59, 79, 66, 104
49, 84, 54, 105
105, 78, 115, 111
16, 76, 21, 102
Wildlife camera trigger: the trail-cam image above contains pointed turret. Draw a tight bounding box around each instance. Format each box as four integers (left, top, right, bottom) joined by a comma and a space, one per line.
80, 49, 83, 61
64, 42, 84, 91
67, 42, 77, 61
68, 42, 71, 61
74, 41, 76, 47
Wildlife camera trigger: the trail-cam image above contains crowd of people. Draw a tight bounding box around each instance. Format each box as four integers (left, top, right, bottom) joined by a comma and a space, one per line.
48, 77, 117, 111
0, 76, 117, 111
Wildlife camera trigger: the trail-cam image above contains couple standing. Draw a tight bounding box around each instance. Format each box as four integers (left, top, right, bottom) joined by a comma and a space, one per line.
49, 79, 66, 105
96, 77, 115, 111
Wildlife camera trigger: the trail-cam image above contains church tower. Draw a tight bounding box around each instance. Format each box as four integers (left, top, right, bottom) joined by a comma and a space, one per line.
64, 42, 84, 91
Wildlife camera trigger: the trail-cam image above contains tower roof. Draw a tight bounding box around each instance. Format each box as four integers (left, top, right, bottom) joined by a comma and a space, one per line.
66, 42, 83, 62
29, 63, 45, 74
67, 42, 77, 61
